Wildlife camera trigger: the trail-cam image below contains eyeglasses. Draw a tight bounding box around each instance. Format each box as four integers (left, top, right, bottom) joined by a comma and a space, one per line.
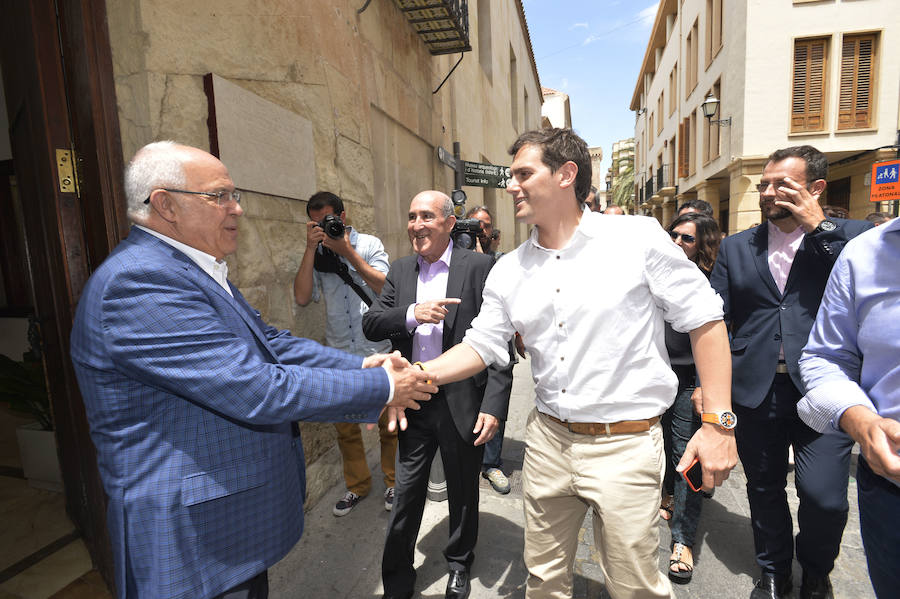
144, 188, 242, 205
669, 231, 696, 244
755, 180, 807, 194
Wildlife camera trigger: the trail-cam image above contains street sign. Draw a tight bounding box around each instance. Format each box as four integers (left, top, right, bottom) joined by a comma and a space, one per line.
870, 159, 900, 203
463, 161, 511, 188
436, 146, 457, 170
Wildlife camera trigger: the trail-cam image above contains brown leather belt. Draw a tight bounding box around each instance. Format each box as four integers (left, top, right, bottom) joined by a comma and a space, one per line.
543, 413, 660, 436
775, 361, 789, 374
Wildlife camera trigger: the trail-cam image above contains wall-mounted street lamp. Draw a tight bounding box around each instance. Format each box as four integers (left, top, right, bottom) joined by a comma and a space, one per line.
637, 107, 647, 115
701, 93, 731, 126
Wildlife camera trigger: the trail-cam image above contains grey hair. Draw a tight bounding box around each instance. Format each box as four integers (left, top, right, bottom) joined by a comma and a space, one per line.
125, 141, 191, 222
438, 193, 454, 218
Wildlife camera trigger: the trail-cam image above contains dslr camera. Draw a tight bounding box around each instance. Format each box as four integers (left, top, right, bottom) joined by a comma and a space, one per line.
450, 218, 484, 251
317, 214, 345, 239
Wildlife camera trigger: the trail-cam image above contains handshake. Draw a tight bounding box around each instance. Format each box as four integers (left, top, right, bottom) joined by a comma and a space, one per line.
362, 351, 437, 432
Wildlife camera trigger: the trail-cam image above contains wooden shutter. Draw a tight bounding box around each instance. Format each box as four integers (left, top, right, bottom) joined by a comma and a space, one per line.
838, 34, 875, 130
678, 121, 686, 178
791, 38, 827, 132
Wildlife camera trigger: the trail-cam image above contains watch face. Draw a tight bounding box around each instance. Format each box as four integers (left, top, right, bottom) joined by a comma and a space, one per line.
819, 220, 837, 232
719, 411, 737, 429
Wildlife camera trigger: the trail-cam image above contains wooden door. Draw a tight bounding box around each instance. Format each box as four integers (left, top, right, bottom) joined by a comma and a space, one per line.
0, 0, 125, 590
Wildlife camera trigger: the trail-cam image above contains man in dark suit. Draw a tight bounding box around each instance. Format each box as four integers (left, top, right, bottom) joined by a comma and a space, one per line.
69, 142, 434, 599
710, 145, 873, 599
363, 190, 510, 599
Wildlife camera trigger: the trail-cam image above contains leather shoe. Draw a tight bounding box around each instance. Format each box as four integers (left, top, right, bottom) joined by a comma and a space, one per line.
750, 572, 793, 599
382, 594, 413, 599
800, 573, 832, 599
446, 569, 471, 599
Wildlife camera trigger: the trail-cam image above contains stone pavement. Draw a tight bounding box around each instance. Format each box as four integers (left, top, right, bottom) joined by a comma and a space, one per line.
270, 358, 875, 598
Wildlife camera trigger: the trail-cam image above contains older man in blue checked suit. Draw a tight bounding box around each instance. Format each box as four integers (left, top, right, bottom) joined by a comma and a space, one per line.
69, 141, 435, 599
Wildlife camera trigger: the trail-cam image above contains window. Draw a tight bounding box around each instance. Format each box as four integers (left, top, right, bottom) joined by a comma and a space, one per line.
523, 87, 530, 128
686, 19, 699, 96
649, 112, 654, 140
678, 118, 692, 178
509, 45, 518, 130
477, 0, 492, 80
705, 0, 723, 67
703, 81, 721, 163
657, 93, 664, 134
669, 65, 678, 116
791, 37, 828, 133
838, 33, 877, 130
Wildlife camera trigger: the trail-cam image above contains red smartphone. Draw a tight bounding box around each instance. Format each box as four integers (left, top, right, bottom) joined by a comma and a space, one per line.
681, 457, 703, 492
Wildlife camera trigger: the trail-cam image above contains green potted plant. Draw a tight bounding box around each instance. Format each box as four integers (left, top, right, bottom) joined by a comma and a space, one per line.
0, 350, 61, 490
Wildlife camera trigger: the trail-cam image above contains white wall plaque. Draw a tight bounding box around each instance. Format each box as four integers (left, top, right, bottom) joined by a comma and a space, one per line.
206, 73, 315, 201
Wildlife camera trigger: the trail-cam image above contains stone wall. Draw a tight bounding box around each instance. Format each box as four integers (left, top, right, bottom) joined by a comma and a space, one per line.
105, 0, 542, 507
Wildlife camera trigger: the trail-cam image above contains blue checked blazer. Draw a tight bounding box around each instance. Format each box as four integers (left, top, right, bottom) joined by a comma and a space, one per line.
70, 227, 390, 599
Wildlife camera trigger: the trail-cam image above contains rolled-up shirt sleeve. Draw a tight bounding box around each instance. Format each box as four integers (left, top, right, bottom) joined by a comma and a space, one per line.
798, 255, 874, 433
463, 267, 516, 368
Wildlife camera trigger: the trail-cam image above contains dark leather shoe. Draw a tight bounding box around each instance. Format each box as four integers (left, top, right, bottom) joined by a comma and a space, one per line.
446, 569, 471, 599
382, 594, 413, 599
800, 573, 832, 599
750, 572, 793, 599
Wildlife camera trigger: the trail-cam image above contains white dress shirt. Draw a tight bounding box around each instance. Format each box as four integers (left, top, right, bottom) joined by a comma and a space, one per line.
463, 211, 723, 422
136, 225, 232, 295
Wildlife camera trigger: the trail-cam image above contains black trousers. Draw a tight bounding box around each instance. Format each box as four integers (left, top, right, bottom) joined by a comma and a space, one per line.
734, 374, 853, 577
382, 391, 484, 595
213, 570, 268, 599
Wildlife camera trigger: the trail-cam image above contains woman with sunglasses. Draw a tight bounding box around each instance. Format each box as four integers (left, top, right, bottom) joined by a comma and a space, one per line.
659, 212, 721, 583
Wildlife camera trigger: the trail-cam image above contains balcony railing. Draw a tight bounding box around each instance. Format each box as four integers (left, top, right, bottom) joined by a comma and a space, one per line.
395, 0, 471, 55
646, 173, 655, 198
656, 164, 674, 190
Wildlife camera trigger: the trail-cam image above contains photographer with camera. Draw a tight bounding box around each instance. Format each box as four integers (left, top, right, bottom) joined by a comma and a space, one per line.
294, 191, 398, 517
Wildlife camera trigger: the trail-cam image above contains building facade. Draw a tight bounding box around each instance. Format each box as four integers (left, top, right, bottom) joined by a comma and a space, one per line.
606, 138, 635, 210
631, 0, 900, 232
541, 86, 572, 128
0, 0, 541, 586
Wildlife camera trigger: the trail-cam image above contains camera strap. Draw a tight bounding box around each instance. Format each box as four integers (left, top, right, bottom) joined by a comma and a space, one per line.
313, 248, 373, 307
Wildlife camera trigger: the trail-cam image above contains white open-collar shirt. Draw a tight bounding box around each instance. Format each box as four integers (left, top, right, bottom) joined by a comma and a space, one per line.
463, 210, 724, 423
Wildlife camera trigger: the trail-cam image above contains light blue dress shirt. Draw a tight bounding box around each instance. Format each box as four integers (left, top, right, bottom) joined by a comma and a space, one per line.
312, 227, 392, 357
798, 216, 900, 437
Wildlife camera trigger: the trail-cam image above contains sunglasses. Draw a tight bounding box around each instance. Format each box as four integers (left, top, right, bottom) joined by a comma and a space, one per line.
669, 231, 696, 244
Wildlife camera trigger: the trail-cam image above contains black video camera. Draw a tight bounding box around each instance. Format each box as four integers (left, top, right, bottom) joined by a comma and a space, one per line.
317, 214, 345, 239
450, 218, 483, 251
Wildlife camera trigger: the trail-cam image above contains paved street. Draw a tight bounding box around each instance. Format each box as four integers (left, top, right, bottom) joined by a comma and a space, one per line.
271, 358, 875, 598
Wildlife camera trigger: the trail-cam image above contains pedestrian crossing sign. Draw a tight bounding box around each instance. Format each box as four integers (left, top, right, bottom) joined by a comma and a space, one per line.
870, 159, 900, 202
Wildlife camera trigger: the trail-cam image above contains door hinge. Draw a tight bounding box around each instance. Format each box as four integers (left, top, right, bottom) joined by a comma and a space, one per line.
56, 149, 79, 194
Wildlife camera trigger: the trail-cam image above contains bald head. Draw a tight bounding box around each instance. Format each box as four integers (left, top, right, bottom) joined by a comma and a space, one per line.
603, 205, 626, 215
408, 190, 456, 263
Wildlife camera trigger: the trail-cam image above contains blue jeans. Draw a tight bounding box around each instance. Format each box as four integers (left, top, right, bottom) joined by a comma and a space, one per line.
857, 456, 900, 598
482, 419, 505, 470
661, 365, 703, 547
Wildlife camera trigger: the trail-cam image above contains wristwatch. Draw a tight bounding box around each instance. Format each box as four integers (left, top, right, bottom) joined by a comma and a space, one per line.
812, 219, 837, 234
702, 410, 738, 430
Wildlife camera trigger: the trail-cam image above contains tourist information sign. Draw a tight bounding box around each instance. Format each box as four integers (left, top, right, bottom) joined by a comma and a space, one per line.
463, 161, 511, 189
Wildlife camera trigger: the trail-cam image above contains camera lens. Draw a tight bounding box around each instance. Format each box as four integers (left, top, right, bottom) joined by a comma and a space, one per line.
320, 215, 345, 239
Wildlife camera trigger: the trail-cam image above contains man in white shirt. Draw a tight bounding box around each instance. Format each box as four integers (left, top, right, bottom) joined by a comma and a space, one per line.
406, 128, 737, 599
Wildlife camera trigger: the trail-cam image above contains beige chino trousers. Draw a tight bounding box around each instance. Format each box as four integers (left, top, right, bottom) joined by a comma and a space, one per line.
523, 409, 673, 599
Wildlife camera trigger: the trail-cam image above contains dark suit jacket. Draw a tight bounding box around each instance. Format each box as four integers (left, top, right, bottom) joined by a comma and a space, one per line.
363, 247, 510, 440
710, 218, 872, 409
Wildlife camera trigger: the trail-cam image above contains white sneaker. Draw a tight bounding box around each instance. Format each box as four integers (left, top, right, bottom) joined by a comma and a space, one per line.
384, 487, 395, 511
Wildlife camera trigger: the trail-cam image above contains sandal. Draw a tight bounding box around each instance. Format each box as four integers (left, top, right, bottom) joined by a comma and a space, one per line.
668, 542, 694, 584
659, 495, 674, 521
